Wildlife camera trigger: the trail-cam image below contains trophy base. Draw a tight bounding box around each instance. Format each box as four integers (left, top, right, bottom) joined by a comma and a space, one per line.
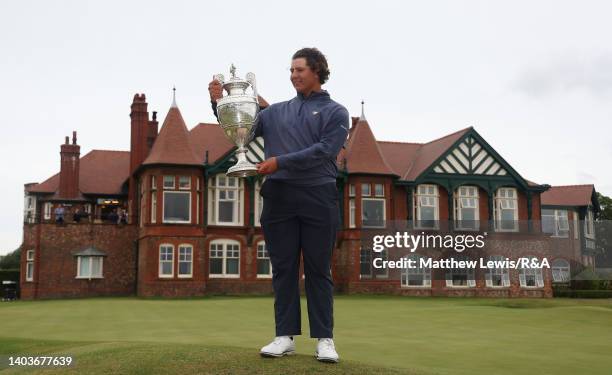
227, 164, 258, 178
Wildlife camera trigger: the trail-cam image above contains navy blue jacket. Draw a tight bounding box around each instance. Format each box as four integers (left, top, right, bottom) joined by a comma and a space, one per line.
254, 90, 349, 186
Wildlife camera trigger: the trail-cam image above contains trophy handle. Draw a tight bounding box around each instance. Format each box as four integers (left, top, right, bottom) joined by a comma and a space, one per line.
245, 72, 258, 103
213, 73, 225, 85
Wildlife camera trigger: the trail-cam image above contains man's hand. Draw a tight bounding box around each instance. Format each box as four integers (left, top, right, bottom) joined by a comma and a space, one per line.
257, 157, 278, 175
208, 77, 223, 103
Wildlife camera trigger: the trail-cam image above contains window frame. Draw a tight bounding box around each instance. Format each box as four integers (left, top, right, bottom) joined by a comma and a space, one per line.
162, 191, 191, 224
414, 184, 439, 229
401, 254, 431, 288
76, 256, 104, 279
361, 198, 386, 228
519, 256, 544, 288
178, 176, 191, 190
485, 255, 510, 288
256, 241, 273, 278
494, 187, 518, 232
25, 250, 34, 282
552, 258, 571, 283
454, 185, 479, 231
208, 175, 244, 226
445, 255, 476, 288
159, 244, 174, 278
163, 175, 175, 190
177, 244, 193, 278
209, 239, 241, 278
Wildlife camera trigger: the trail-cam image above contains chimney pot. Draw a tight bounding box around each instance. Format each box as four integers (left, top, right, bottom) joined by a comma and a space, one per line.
72, 131, 77, 145
65, 136, 69, 144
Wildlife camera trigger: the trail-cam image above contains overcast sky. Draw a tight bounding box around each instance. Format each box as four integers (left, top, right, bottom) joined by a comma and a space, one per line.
1, 0, 611, 255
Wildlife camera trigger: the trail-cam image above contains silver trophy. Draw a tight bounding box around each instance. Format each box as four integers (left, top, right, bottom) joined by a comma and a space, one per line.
214, 64, 260, 177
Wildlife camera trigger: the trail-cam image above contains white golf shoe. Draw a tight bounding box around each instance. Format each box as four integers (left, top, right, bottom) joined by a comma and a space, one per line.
316, 338, 339, 363
260, 336, 295, 357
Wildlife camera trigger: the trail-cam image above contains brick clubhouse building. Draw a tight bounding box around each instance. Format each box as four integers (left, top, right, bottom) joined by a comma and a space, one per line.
20, 94, 600, 299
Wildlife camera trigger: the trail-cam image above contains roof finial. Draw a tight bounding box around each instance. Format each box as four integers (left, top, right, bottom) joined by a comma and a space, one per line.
171, 86, 177, 108
359, 100, 366, 121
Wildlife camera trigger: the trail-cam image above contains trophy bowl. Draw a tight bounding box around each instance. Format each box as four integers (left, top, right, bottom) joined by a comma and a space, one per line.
214, 65, 260, 178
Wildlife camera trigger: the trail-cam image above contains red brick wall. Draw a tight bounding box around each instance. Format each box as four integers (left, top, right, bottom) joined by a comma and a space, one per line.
21, 223, 138, 299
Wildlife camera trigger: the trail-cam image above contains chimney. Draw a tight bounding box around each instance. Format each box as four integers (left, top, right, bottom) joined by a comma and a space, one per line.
130, 93, 150, 174
147, 110, 159, 151
58, 131, 80, 198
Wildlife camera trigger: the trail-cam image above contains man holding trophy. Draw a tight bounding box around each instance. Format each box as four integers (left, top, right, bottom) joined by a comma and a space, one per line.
209, 48, 349, 363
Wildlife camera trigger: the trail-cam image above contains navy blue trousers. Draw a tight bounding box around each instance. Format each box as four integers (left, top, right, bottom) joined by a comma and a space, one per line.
260, 179, 339, 338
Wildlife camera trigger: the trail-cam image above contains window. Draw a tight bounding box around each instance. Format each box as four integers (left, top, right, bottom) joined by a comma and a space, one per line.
163, 175, 175, 189
362, 183, 371, 197
179, 176, 191, 190
401, 254, 431, 287
360, 248, 372, 279
485, 255, 510, 287
151, 175, 157, 190
163, 191, 191, 223
209, 240, 240, 277
519, 257, 544, 288
151, 193, 157, 223
24, 196, 36, 223
362, 198, 385, 228
584, 208, 595, 238
77, 256, 103, 279
208, 175, 244, 226
254, 180, 264, 227
415, 184, 439, 229
374, 183, 384, 197
542, 209, 569, 237
159, 245, 174, 277
26, 250, 34, 281
552, 259, 570, 283
256, 241, 272, 278
44, 202, 52, 220
455, 186, 479, 230
349, 199, 356, 228
360, 248, 387, 279
446, 256, 475, 287
178, 244, 193, 278
494, 187, 518, 232
573, 210, 579, 239
349, 184, 355, 197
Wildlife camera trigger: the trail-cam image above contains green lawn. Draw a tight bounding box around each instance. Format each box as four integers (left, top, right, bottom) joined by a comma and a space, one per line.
0, 296, 611, 375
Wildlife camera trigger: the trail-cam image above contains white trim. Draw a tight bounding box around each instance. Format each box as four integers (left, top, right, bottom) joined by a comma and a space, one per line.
401, 254, 431, 288
209, 239, 241, 278
552, 258, 570, 283
414, 184, 439, 229
163, 175, 175, 189
361, 198, 386, 228
44, 202, 52, 220
208, 175, 244, 226
494, 187, 518, 232
25, 250, 34, 282
254, 180, 263, 227
349, 198, 356, 228
256, 241, 272, 278
485, 255, 510, 288
178, 176, 191, 190
151, 192, 157, 224
159, 244, 174, 278
162, 191, 191, 224
76, 256, 104, 279
454, 185, 479, 230
519, 256, 544, 288
178, 244, 193, 278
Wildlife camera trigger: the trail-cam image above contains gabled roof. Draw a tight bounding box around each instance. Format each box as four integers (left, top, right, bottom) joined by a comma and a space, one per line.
402, 127, 471, 181
541, 184, 598, 208
142, 107, 201, 166
189, 123, 235, 165
341, 118, 396, 176
27, 150, 130, 195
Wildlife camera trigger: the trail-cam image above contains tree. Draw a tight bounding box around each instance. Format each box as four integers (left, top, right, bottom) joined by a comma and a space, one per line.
0, 246, 21, 270
596, 192, 612, 220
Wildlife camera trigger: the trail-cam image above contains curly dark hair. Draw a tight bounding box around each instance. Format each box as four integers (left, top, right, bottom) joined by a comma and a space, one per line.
292, 47, 330, 84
